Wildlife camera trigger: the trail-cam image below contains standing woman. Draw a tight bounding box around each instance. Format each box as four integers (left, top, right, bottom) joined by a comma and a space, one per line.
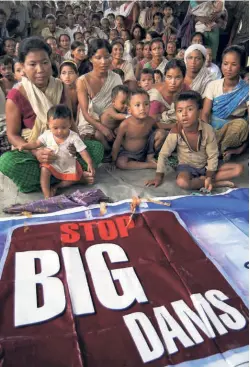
202, 45, 249, 160
144, 38, 168, 75
184, 44, 213, 97
0, 37, 103, 193
119, 1, 140, 31
71, 41, 92, 76
77, 39, 122, 140
110, 40, 137, 89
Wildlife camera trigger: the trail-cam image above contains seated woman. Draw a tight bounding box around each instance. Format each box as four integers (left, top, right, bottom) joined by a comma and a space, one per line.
184, 44, 214, 97
0, 37, 103, 193
77, 38, 123, 141
202, 45, 249, 161
144, 38, 168, 75
148, 59, 189, 129
110, 40, 137, 90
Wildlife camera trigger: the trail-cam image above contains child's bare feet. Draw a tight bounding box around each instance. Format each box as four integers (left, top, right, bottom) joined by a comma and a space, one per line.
79, 171, 95, 185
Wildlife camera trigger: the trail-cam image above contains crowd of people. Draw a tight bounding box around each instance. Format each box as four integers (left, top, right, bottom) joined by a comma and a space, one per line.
0, 1, 248, 198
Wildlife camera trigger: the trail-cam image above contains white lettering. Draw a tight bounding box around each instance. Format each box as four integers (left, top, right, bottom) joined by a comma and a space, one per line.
15, 250, 65, 327
86, 243, 148, 310
190, 293, 228, 336
205, 290, 247, 330
154, 306, 194, 354
62, 247, 95, 315
123, 312, 164, 363
172, 299, 216, 343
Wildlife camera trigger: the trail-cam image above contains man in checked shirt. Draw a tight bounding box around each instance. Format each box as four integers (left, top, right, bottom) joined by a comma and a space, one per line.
146, 91, 243, 191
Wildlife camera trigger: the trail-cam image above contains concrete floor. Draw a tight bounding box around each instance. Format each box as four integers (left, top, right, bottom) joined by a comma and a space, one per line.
0, 153, 248, 217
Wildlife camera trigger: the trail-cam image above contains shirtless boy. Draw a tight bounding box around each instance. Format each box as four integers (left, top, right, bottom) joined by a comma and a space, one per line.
146, 91, 243, 190
112, 88, 166, 169
96, 85, 129, 151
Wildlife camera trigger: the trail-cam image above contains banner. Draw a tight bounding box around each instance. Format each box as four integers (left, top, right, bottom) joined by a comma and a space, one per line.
0, 189, 248, 367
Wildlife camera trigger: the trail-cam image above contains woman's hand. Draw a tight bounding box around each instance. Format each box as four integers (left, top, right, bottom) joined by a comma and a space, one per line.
99, 125, 115, 142
33, 148, 57, 164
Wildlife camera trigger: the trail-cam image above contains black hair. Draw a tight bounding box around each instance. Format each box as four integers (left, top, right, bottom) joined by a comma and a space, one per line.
131, 23, 145, 40
111, 40, 124, 50
150, 37, 164, 50
143, 41, 150, 48
222, 45, 246, 69
136, 41, 144, 48
88, 39, 111, 58
57, 13, 66, 20
191, 32, 205, 45
153, 12, 164, 19
107, 13, 115, 18
47, 104, 72, 121
0, 9, 6, 18
128, 88, 149, 104
51, 62, 59, 78
110, 28, 119, 34
6, 19, 20, 32
73, 5, 81, 10
3, 37, 16, 46
175, 91, 203, 110
91, 13, 101, 21
146, 30, 160, 39
19, 37, 52, 63
164, 59, 186, 77
139, 68, 154, 79
153, 69, 163, 81
163, 4, 173, 10
60, 60, 78, 74
112, 68, 125, 80
0, 55, 13, 66
12, 58, 21, 72
73, 31, 83, 40
111, 85, 129, 99
58, 33, 70, 43
71, 41, 84, 52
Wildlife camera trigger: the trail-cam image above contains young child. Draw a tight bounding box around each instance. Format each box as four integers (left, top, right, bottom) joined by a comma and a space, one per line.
146, 91, 243, 190
0, 56, 15, 94
153, 69, 163, 84
18, 105, 95, 199
139, 68, 154, 92
112, 89, 166, 170
205, 46, 222, 80
13, 59, 25, 82
97, 85, 129, 152
60, 60, 78, 120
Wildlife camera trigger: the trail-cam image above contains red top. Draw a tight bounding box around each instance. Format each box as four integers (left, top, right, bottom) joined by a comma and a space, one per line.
7, 87, 66, 130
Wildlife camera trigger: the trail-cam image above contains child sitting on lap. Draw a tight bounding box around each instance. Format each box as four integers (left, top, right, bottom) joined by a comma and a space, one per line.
18, 104, 95, 198
97, 85, 129, 153
112, 88, 166, 170
146, 91, 243, 190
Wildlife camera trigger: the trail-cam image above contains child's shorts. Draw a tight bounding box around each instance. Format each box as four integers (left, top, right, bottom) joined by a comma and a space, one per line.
176, 164, 206, 178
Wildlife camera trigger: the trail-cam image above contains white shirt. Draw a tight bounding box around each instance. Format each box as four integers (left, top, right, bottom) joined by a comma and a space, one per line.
39, 130, 86, 175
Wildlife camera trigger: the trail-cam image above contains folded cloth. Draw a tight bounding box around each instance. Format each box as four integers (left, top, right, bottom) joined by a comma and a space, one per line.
3, 189, 110, 214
